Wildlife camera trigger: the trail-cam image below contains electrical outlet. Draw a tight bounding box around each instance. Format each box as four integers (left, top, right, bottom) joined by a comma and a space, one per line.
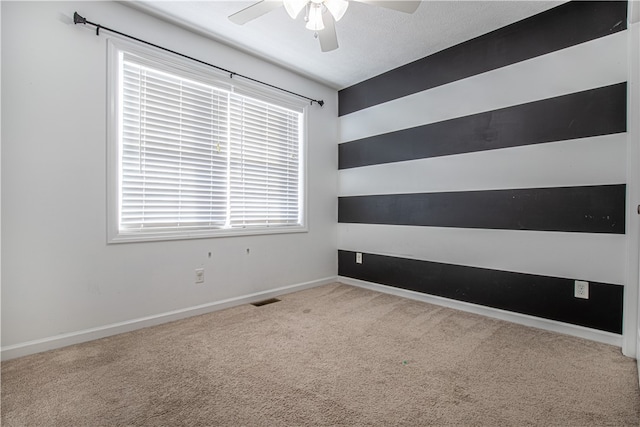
195, 268, 205, 284
574, 280, 589, 299
356, 252, 363, 264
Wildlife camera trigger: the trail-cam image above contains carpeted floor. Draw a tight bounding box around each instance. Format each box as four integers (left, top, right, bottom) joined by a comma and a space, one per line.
2, 283, 639, 426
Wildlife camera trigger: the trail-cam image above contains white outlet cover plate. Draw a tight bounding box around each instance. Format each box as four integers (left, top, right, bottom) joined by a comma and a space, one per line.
574, 280, 589, 299
195, 268, 205, 283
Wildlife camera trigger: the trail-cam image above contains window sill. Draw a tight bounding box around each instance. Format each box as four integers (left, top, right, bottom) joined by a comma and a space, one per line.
108, 225, 309, 244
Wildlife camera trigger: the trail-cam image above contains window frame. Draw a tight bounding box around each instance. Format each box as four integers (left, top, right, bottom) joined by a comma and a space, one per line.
107, 39, 308, 243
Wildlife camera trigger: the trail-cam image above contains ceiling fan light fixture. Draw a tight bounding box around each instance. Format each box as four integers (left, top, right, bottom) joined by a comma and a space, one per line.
283, 0, 308, 19
324, 0, 349, 22
228, 0, 421, 53
305, 4, 325, 31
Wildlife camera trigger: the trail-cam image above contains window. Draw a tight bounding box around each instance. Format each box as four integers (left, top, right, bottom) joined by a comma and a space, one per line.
107, 40, 306, 243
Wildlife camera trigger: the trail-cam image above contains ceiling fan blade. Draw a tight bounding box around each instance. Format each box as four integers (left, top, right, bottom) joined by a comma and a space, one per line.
229, 0, 283, 25
318, 12, 339, 52
353, 0, 421, 14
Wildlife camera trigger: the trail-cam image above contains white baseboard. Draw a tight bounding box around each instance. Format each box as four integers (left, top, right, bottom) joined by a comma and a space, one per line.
339, 276, 623, 349
1, 276, 337, 361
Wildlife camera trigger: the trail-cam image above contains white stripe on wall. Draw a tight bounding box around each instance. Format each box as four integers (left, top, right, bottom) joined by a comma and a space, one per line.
338, 223, 625, 285
339, 31, 627, 143
338, 134, 626, 196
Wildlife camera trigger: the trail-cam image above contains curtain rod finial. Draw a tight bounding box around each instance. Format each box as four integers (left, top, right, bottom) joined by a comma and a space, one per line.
317, 100, 324, 107
74, 12, 87, 25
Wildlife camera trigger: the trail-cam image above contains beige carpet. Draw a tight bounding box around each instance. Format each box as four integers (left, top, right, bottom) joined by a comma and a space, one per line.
2, 283, 639, 426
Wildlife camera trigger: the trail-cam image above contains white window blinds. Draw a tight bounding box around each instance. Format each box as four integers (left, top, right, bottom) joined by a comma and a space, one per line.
229, 96, 301, 228
117, 54, 303, 239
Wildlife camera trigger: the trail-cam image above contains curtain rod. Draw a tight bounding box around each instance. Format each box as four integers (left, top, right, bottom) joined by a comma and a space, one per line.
73, 12, 325, 107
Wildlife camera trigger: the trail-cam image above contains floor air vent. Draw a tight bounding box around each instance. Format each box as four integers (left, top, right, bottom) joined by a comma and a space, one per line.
251, 298, 281, 307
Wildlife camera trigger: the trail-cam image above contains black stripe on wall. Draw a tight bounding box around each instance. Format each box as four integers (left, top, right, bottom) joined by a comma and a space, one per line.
339, 83, 627, 170
338, 1, 628, 116
338, 185, 625, 234
338, 250, 624, 334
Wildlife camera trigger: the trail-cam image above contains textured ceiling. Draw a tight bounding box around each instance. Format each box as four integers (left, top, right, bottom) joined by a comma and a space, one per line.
128, 1, 565, 89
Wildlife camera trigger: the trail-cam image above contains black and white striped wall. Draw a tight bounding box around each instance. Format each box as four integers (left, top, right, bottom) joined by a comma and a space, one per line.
337, 1, 631, 344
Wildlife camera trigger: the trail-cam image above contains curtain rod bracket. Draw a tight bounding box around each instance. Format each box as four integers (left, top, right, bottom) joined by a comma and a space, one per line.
72, 11, 325, 108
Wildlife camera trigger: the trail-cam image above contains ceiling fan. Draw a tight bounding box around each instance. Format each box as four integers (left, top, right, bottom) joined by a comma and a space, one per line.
229, 0, 421, 52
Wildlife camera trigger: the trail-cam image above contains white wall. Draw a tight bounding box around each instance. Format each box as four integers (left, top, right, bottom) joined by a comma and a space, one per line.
1, 1, 338, 357
0, 0, 3, 355
630, 0, 640, 373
